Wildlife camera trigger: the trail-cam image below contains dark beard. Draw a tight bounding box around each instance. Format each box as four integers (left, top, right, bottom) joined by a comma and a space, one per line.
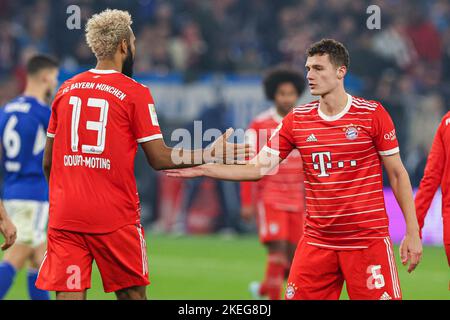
122, 45, 134, 78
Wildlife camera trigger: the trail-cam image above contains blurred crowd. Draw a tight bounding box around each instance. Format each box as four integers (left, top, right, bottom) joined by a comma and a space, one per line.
0, 0, 449, 230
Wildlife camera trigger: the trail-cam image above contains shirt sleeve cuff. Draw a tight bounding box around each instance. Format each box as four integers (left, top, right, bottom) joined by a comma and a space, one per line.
262, 145, 280, 157
378, 147, 399, 156
47, 132, 55, 138
136, 133, 163, 143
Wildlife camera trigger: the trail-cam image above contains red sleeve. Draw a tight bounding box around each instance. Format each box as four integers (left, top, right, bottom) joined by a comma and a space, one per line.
414, 117, 446, 234
241, 121, 258, 207
265, 111, 295, 159
130, 85, 162, 143
47, 98, 58, 138
47, 81, 72, 138
371, 104, 400, 156
46, 90, 66, 138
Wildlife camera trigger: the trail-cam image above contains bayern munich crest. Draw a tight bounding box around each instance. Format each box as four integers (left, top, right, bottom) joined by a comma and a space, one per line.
345, 126, 358, 140
285, 282, 298, 300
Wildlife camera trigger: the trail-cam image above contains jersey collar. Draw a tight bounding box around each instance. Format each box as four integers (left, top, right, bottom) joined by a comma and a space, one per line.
88, 69, 118, 74
318, 93, 352, 122
271, 108, 284, 124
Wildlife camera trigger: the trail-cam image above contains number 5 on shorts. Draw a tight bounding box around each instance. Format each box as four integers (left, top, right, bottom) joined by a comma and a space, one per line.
366, 265, 385, 289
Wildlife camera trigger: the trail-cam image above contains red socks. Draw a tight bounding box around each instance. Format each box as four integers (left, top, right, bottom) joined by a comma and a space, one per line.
259, 252, 288, 300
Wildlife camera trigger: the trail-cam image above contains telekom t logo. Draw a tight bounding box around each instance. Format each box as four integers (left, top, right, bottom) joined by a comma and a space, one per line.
312, 152, 332, 177
312, 151, 358, 177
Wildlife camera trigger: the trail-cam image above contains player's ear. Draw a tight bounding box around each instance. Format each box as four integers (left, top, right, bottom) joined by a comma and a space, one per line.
39, 70, 49, 84
120, 39, 128, 56
337, 66, 347, 80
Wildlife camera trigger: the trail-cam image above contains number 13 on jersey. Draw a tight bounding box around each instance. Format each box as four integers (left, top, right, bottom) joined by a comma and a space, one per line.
69, 96, 109, 154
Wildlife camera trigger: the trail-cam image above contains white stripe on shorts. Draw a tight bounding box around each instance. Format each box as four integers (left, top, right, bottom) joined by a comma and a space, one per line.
37, 251, 48, 276
384, 237, 401, 298
136, 225, 148, 275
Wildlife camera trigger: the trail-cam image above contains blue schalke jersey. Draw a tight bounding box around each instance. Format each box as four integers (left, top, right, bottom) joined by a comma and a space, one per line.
0, 95, 50, 201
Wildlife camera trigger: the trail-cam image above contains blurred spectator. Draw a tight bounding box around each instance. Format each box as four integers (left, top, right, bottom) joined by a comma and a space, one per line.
371, 17, 418, 70
409, 93, 445, 153
406, 5, 443, 63
170, 20, 207, 73
0, 21, 19, 74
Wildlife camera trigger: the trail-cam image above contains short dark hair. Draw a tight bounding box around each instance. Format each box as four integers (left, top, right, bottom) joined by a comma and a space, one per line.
263, 67, 306, 101
26, 54, 59, 76
306, 39, 350, 69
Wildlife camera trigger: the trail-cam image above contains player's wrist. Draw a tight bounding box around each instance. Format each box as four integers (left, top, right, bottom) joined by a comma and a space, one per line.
405, 225, 420, 237
199, 163, 213, 176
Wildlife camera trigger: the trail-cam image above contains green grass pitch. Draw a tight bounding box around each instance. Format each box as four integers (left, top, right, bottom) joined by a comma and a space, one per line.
0, 234, 448, 300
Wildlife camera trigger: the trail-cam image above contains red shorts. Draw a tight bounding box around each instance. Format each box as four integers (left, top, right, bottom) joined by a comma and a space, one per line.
257, 201, 304, 244
36, 223, 150, 293
285, 236, 402, 300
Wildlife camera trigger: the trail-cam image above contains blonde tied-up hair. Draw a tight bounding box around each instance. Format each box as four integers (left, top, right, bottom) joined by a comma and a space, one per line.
85, 9, 133, 60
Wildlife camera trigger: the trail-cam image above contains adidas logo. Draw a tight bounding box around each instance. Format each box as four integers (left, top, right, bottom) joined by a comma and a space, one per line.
306, 134, 318, 142
379, 292, 392, 300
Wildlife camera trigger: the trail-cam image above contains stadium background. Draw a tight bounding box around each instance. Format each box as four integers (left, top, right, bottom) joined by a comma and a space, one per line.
0, 0, 448, 299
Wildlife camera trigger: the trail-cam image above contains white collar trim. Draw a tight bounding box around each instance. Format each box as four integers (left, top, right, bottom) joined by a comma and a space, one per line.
89, 69, 118, 74
271, 108, 284, 123
318, 94, 352, 121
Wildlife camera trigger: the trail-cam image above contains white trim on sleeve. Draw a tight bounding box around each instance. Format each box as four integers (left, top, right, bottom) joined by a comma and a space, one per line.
262, 145, 280, 157
136, 133, 163, 143
378, 147, 399, 156
47, 132, 55, 138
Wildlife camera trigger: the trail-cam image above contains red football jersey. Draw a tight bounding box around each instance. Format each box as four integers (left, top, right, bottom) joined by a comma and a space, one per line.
47, 69, 162, 233
415, 111, 450, 244
241, 108, 305, 212
266, 94, 399, 249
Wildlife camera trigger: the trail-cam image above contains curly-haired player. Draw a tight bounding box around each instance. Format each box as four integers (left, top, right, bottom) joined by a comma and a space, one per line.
35, 9, 249, 300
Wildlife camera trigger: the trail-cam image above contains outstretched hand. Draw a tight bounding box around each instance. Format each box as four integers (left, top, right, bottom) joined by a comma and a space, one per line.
164, 166, 205, 178
205, 128, 254, 164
